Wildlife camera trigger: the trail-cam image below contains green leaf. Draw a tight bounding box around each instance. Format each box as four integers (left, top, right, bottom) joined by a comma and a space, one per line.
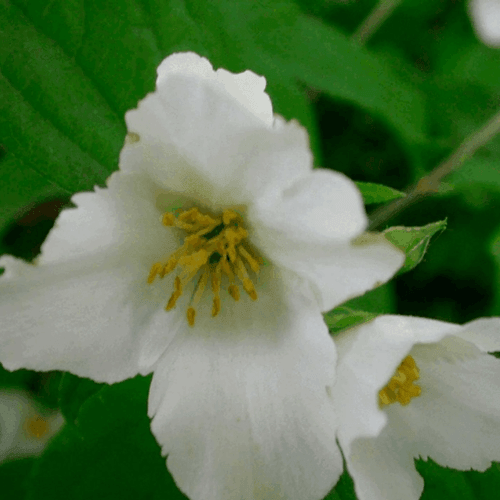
57, 373, 105, 425
440, 158, 500, 195
355, 181, 406, 205
418, 458, 500, 500
0, 458, 36, 499
27, 376, 187, 500
490, 227, 500, 315
324, 307, 377, 335
183, 0, 427, 154
383, 220, 447, 275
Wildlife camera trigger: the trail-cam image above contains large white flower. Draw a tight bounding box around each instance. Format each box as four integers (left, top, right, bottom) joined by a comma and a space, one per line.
0, 389, 64, 463
469, 0, 500, 47
332, 314, 500, 500
0, 52, 404, 500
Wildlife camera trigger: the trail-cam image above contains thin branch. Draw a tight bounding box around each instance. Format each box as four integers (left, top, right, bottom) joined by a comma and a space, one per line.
352, 0, 402, 45
368, 107, 500, 230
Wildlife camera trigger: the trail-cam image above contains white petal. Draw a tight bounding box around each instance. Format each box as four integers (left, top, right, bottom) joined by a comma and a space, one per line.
0, 254, 183, 383
455, 317, 500, 352
156, 52, 273, 127
408, 335, 500, 470
0, 172, 189, 382
333, 316, 463, 500
250, 169, 367, 247
122, 58, 309, 208
39, 171, 174, 265
254, 232, 404, 313
333, 316, 461, 450
346, 432, 424, 500
148, 267, 342, 500
469, 0, 500, 47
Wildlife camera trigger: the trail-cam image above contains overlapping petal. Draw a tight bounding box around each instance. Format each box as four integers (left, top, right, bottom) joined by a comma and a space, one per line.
0, 172, 187, 383
121, 53, 309, 208
249, 172, 404, 311
149, 268, 342, 500
333, 315, 500, 500
410, 336, 500, 470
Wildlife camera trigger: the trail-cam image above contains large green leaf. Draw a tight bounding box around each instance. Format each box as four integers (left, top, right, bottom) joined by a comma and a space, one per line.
440, 158, 500, 196
0, 0, 323, 232
0, 458, 36, 499
183, 0, 427, 153
27, 376, 187, 500
57, 373, 105, 426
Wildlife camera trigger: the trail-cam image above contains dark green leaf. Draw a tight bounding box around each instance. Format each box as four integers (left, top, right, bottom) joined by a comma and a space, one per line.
183, 0, 427, 154
27, 376, 187, 500
0, 457, 36, 500
355, 181, 406, 205
440, 158, 500, 196
383, 220, 447, 275
57, 373, 105, 425
418, 459, 500, 500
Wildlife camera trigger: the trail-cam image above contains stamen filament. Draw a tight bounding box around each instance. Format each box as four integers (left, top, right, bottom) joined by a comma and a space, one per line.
150, 206, 261, 324
238, 245, 260, 273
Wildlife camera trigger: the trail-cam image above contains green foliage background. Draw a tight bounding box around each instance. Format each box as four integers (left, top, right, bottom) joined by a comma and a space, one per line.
1, 0, 500, 498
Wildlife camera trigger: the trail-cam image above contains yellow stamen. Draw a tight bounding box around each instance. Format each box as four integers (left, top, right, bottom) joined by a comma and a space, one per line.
238, 245, 260, 273
147, 262, 163, 284
211, 262, 222, 317
228, 284, 240, 301
162, 212, 176, 226
149, 206, 261, 325
235, 257, 258, 300
243, 278, 258, 301
212, 296, 221, 317
187, 307, 196, 326
379, 355, 422, 407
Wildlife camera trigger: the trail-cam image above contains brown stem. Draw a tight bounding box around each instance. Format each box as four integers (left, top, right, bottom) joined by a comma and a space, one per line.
352, 0, 402, 45
368, 107, 500, 230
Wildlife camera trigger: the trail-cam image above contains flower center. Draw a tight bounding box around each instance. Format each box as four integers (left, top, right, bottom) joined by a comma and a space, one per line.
24, 414, 49, 439
147, 207, 261, 326
379, 355, 422, 407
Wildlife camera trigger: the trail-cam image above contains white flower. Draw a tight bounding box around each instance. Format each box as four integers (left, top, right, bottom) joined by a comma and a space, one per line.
0, 52, 404, 500
469, 0, 500, 47
0, 389, 64, 463
332, 314, 500, 500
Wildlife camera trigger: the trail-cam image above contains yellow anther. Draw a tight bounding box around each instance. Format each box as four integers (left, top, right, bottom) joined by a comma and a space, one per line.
212, 296, 221, 317
161, 257, 178, 276
174, 276, 182, 293
147, 262, 162, 284
166, 291, 181, 311
185, 266, 210, 327
151, 206, 261, 325
162, 213, 176, 226
379, 390, 391, 406
379, 355, 421, 407
179, 207, 200, 222
178, 249, 209, 272
238, 246, 260, 273
187, 307, 196, 326
243, 278, 258, 301
228, 284, 240, 301
222, 209, 239, 225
